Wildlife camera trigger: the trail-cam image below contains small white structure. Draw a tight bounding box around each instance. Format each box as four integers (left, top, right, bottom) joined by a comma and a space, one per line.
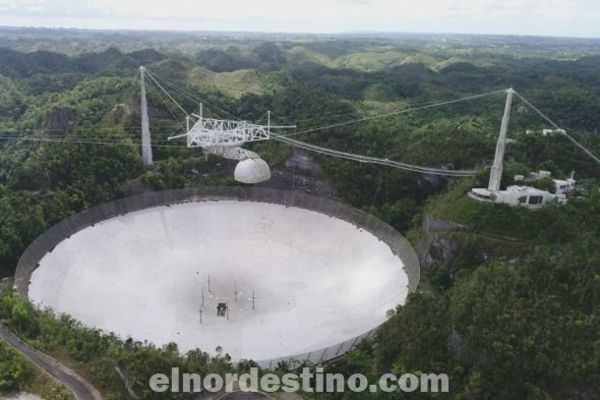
542, 128, 566, 136
514, 170, 576, 196
470, 89, 574, 209
553, 176, 576, 195
234, 158, 271, 184
525, 128, 566, 136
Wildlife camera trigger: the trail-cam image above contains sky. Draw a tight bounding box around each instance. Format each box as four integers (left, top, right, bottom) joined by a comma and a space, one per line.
1, 0, 600, 38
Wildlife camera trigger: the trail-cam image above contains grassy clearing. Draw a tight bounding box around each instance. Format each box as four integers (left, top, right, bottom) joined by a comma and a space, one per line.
187, 66, 265, 98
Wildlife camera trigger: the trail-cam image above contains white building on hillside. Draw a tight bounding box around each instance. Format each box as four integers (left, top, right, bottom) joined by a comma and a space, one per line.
469, 185, 567, 208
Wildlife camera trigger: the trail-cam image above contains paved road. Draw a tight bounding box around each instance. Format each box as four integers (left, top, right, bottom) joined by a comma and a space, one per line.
0, 324, 103, 400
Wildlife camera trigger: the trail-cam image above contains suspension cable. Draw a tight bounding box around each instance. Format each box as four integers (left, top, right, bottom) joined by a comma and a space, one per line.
272, 133, 478, 176
279, 89, 507, 138
0, 134, 189, 148
514, 91, 600, 167
144, 69, 190, 118
146, 71, 241, 120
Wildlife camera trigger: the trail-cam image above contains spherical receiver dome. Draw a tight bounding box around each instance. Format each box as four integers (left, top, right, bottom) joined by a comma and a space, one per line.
234, 158, 271, 184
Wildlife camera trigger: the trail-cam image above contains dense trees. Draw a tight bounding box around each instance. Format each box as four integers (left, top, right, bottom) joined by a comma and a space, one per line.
0, 191, 47, 276
0, 340, 30, 392
317, 180, 600, 399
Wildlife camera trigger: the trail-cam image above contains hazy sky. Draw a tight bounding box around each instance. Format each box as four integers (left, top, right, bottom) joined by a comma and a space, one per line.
2, 0, 600, 38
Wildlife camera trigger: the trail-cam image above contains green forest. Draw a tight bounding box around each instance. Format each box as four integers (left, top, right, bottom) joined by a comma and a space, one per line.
0, 28, 599, 399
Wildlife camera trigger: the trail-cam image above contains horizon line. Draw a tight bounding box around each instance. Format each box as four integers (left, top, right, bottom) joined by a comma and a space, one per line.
1, 24, 600, 41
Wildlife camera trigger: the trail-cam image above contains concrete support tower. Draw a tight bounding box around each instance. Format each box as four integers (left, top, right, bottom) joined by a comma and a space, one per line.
139, 66, 153, 168
488, 88, 515, 191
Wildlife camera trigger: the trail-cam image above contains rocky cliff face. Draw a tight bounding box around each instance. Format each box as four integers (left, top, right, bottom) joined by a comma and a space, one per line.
104, 103, 132, 125
264, 150, 337, 198
416, 214, 520, 278
43, 107, 77, 133
416, 217, 463, 270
